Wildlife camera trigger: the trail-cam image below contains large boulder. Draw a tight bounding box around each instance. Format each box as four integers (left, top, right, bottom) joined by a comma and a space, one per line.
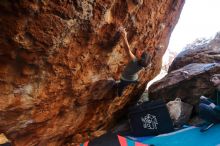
149, 34, 220, 105
0, 0, 184, 145
169, 34, 220, 72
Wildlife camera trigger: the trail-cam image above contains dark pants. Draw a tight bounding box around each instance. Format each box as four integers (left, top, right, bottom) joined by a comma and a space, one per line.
199, 98, 220, 123
117, 79, 138, 96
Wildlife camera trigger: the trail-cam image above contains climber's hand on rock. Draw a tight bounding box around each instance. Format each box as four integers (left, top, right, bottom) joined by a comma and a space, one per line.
118, 27, 127, 39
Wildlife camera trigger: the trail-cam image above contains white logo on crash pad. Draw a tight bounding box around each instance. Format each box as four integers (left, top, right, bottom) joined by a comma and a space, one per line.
141, 114, 158, 129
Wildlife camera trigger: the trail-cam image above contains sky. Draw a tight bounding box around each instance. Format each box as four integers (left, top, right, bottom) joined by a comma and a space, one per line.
165, 0, 220, 59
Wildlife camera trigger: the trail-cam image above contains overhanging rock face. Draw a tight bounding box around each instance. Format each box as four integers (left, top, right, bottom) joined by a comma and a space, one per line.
0, 0, 184, 145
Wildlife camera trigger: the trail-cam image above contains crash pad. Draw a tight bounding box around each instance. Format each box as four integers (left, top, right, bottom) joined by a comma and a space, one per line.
137, 124, 220, 146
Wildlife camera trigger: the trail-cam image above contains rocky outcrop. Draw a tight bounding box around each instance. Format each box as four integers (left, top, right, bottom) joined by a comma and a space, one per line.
149, 33, 220, 105
169, 35, 220, 72
0, 0, 184, 145
149, 63, 220, 104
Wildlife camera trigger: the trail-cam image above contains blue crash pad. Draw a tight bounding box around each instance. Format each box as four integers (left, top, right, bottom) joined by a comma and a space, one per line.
130, 124, 220, 146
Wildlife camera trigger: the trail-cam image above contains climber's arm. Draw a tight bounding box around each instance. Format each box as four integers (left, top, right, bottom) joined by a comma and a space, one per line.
119, 27, 136, 61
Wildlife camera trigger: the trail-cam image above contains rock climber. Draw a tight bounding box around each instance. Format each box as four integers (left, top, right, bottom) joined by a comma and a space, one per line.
116, 27, 151, 96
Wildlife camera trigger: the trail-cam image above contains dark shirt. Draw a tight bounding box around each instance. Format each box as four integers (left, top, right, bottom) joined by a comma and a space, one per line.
121, 58, 143, 81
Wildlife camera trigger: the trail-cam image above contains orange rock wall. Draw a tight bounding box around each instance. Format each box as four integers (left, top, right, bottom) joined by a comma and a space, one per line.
0, 0, 184, 145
